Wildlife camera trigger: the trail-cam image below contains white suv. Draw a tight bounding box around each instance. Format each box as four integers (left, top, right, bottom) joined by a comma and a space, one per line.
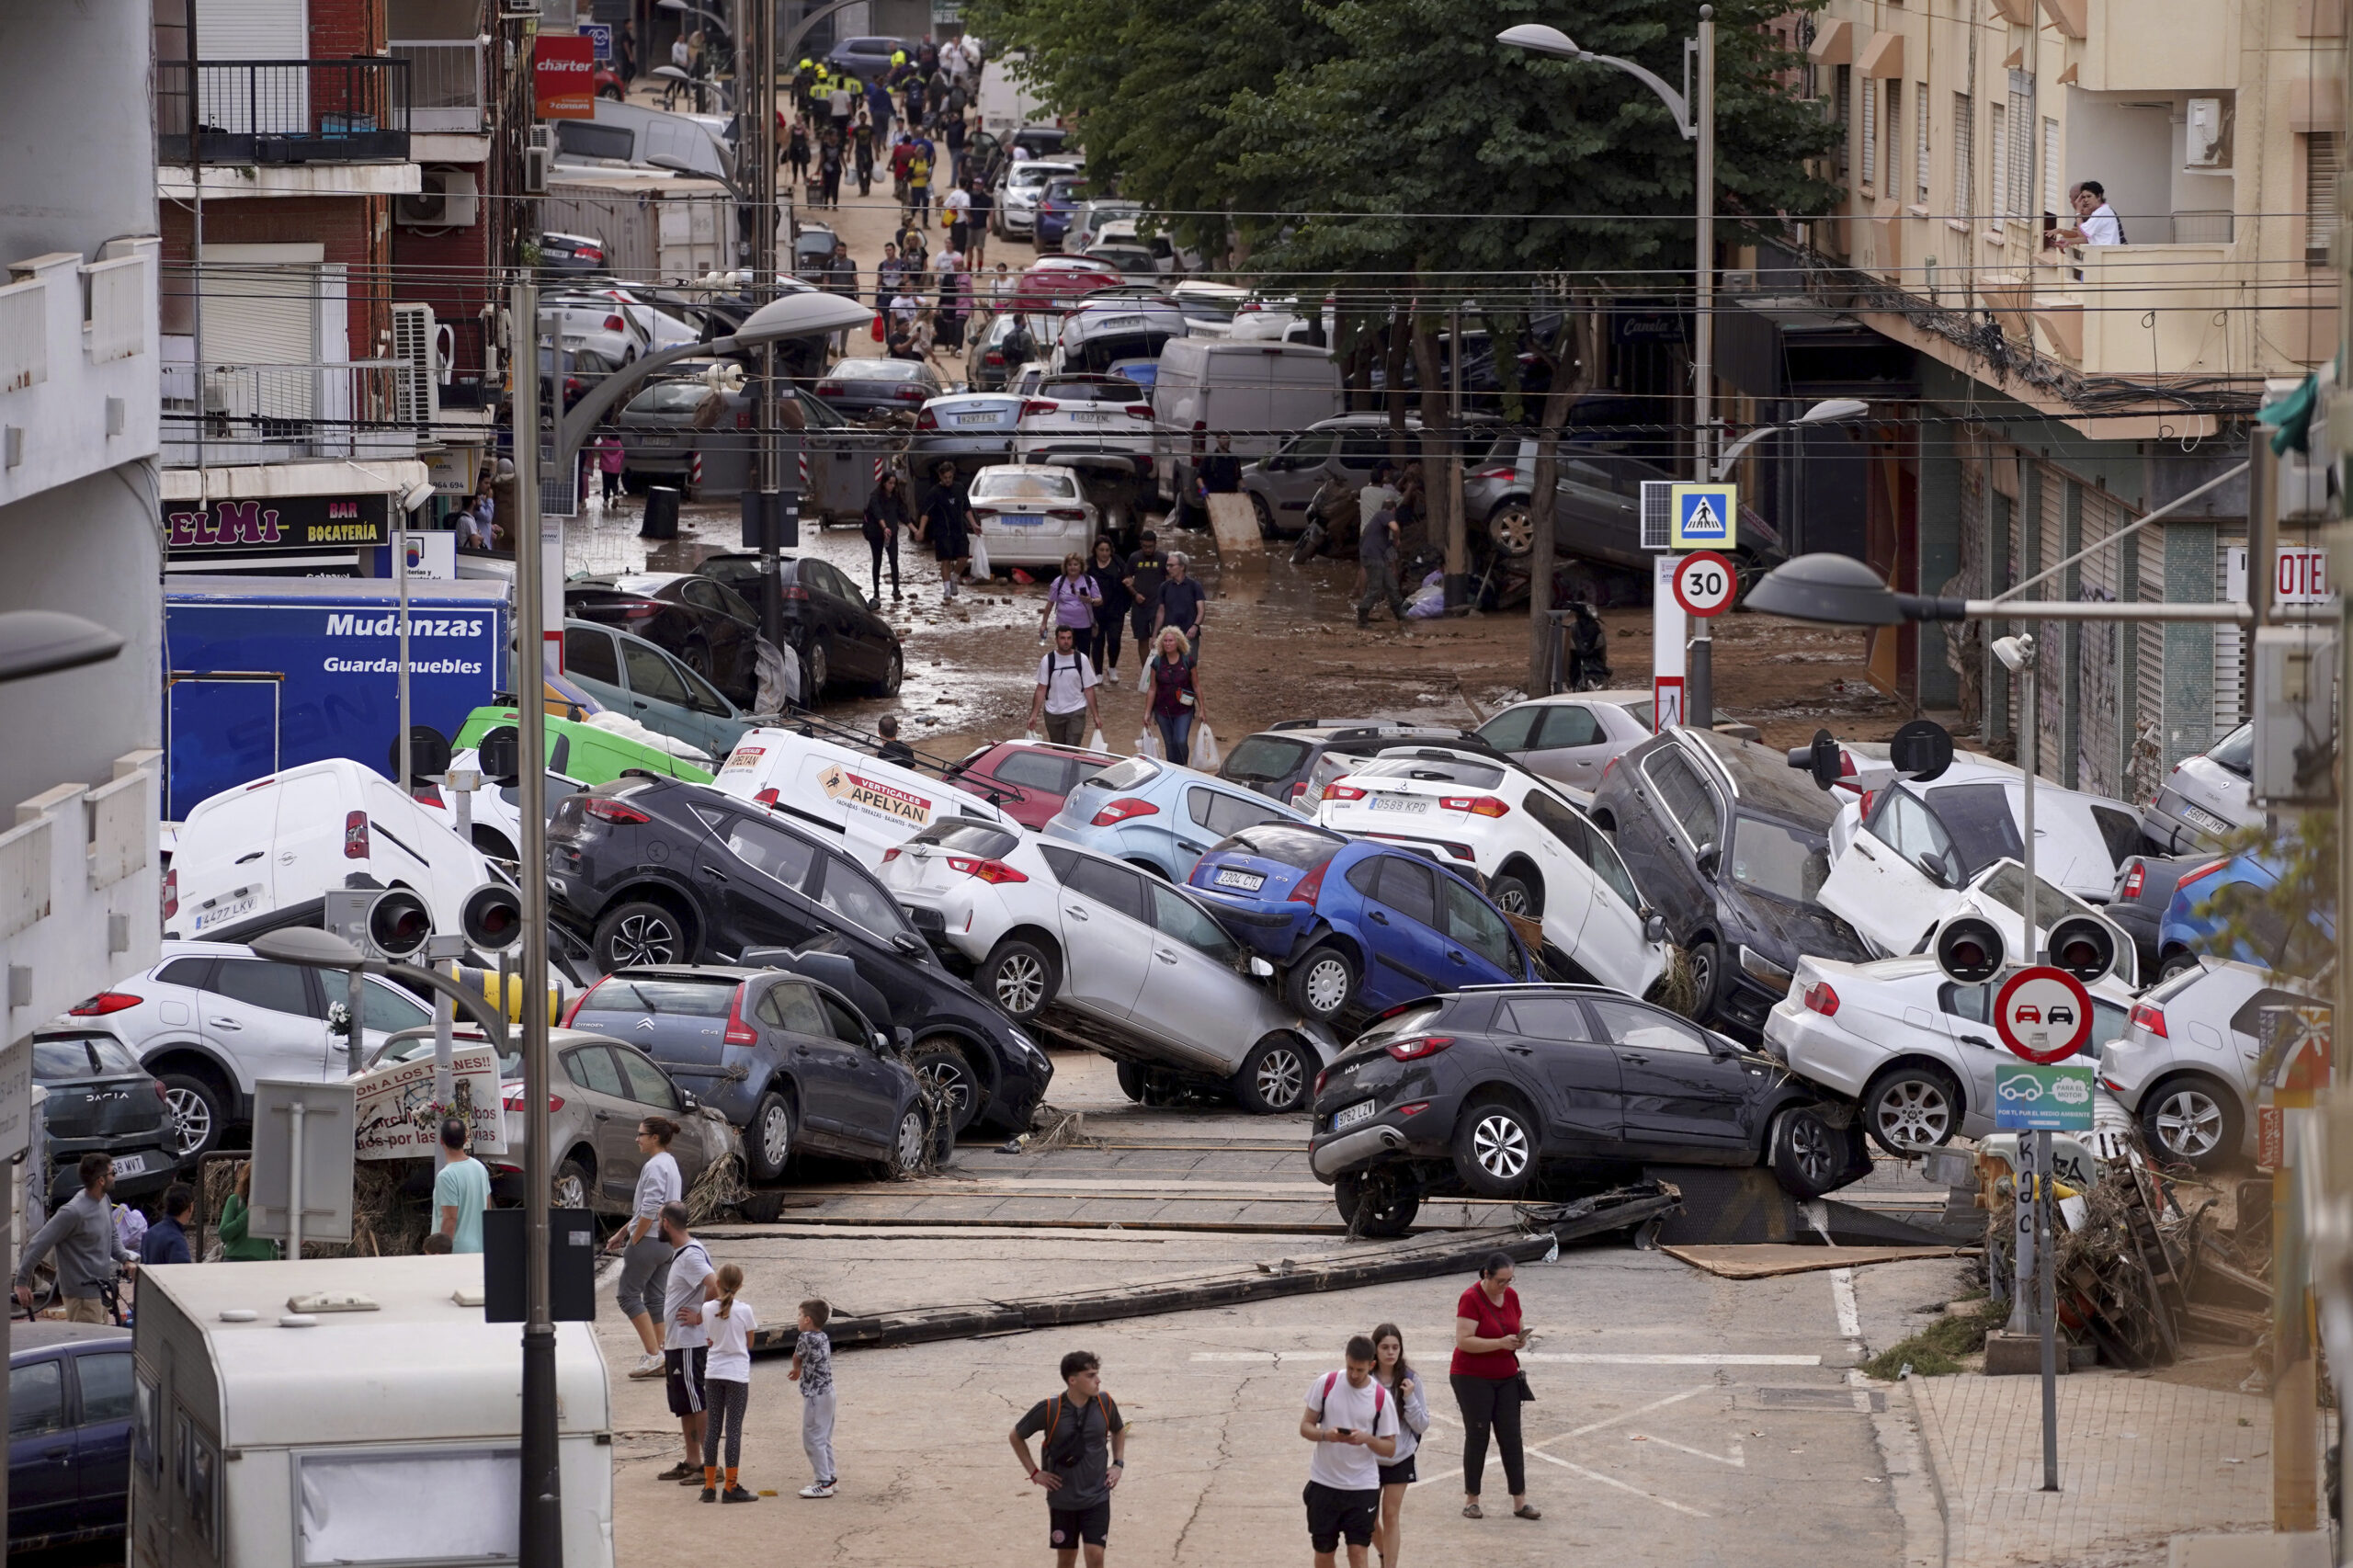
65, 941, 435, 1158
1313, 745, 1669, 998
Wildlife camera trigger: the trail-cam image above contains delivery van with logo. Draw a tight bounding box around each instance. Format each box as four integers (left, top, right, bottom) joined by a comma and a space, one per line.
712, 727, 1021, 868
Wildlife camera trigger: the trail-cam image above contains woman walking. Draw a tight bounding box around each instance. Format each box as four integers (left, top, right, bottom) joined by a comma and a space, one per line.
916, 460, 972, 603
602, 1116, 683, 1384
861, 472, 909, 602
697, 1263, 760, 1504
1450, 1252, 1537, 1521
1142, 627, 1204, 766
785, 119, 811, 184
1370, 1324, 1432, 1566
1086, 537, 1131, 681
1039, 551, 1100, 645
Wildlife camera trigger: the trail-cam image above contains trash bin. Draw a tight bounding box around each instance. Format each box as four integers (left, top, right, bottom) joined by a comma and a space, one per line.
641, 486, 680, 540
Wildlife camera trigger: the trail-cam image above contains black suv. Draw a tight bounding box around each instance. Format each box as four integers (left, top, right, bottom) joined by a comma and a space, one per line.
1589, 729, 1868, 1037
1306, 986, 1869, 1235
547, 777, 1052, 1134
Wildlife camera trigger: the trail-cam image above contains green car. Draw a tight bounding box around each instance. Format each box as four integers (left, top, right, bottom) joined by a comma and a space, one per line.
452, 708, 716, 786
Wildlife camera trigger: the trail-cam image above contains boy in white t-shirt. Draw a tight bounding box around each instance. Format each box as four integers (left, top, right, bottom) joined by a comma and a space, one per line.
1297, 1336, 1399, 1568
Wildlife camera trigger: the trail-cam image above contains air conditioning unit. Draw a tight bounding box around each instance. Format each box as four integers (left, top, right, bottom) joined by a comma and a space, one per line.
526, 125, 553, 195
2185, 97, 2232, 169
391, 302, 439, 427
398, 167, 480, 228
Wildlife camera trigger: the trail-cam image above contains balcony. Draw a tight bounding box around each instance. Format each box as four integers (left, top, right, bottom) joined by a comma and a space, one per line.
156, 58, 411, 165
391, 40, 483, 135
0, 753, 162, 1049
0, 244, 161, 509
162, 346, 419, 467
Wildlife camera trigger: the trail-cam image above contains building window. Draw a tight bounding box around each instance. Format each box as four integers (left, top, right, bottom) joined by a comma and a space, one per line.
1885, 80, 1903, 194
2005, 70, 2036, 222
1916, 82, 1931, 203
2042, 117, 2061, 216
2308, 132, 2339, 263
1860, 77, 1878, 188
1954, 92, 1975, 220
1990, 102, 2008, 222
1834, 66, 1852, 180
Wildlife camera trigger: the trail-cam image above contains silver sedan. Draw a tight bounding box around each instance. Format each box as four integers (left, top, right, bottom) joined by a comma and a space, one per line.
1471, 691, 1655, 792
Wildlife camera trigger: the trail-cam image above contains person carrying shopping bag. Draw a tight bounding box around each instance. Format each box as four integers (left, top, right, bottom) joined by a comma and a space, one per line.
1142, 628, 1204, 767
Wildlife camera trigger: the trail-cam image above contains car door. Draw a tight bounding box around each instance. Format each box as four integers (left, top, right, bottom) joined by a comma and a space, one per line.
560, 1044, 643, 1202
701, 811, 824, 953
8, 1355, 76, 1542
1626, 744, 1723, 936
1588, 997, 1757, 1157
1495, 994, 1623, 1151
1520, 790, 1647, 990
1258, 429, 1336, 519
562, 624, 630, 711
806, 562, 877, 676
615, 1044, 708, 1186
1553, 455, 1639, 564
1132, 882, 1255, 1066
1052, 855, 1157, 1017
70, 1346, 134, 1521
1344, 855, 1452, 1006
687, 575, 763, 686
1820, 787, 1961, 957
1437, 874, 1527, 985
621, 635, 703, 731
1521, 703, 1618, 789
818, 989, 903, 1145
665, 654, 747, 758
1179, 786, 1291, 877
199, 958, 334, 1086
757, 980, 861, 1140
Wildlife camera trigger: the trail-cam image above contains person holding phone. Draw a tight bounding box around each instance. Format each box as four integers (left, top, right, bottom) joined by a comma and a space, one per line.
1449, 1253, 1537, 1521
1300, 1336, 1399, 1568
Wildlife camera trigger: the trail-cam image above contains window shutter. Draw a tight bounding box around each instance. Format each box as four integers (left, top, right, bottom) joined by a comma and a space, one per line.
1954, 94, 1976, 221
1860, 78, 1878, 187
2308, 132, 2339, 258
1915, 84, 1930, 203
1990, 104, 2008, 222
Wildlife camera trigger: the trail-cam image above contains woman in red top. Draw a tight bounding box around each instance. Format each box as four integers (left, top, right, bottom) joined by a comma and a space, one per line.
1449, 1252, 1537, 1519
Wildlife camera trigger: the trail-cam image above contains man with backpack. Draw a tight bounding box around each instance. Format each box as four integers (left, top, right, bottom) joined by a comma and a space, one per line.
1027, 622, 1104, 747
1298, 1336, 1399, 1568
1010, 1350, 1127, 1568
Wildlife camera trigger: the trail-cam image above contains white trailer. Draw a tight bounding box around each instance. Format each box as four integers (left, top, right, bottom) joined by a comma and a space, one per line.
129, 1256, 613, 1568
541, 170, 733, 287
976, 54, 1049, 137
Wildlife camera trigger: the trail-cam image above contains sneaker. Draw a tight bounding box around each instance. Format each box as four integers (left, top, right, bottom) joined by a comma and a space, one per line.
701, 1487, 718, 1504
799, 1483, 836, 1499
655, 1463, 697, 1483
629, 1353, 664, 1380
722, 1486, 761, 1504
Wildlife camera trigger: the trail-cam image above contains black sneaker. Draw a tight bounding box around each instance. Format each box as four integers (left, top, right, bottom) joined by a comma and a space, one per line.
701, 1487, 718, 1504
722, 1486, 761, 1504
655, 1463, 697, 1483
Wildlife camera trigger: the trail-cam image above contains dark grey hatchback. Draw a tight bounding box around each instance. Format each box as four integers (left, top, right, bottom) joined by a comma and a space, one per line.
27, 1030, 181, 1207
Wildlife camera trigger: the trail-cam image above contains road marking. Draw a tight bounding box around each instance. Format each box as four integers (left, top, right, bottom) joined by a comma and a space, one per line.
1627, 1432, 1745, 1468
1831, 1267, 1863, 1344
1527, 1451, 1711, 1517
1413, 1384, 1717, 1489
1191, 1352, 1822, 1367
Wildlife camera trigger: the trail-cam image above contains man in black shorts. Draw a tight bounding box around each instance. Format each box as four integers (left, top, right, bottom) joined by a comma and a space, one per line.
1010, 1349, 1127, 1568
1298, 1335, 1398, 1567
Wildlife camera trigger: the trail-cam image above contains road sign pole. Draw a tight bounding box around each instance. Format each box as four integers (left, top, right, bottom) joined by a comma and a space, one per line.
2009, 1125, 2037, 1334
2038, 1123, 2059, 1491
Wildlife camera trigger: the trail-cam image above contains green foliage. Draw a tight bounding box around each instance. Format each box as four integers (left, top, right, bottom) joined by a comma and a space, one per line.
1859, 1299, 2006, 1381
2193, 812, 2335, 991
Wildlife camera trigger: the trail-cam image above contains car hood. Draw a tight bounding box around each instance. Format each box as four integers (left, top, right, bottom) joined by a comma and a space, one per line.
1732, 889, 1868, 966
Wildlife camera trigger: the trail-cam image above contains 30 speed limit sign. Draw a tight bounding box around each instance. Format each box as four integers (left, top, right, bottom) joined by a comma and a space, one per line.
1671, 551, 1737, 618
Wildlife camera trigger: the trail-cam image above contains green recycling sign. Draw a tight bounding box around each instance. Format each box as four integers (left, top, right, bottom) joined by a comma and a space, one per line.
1994, 1062, 2097, 1131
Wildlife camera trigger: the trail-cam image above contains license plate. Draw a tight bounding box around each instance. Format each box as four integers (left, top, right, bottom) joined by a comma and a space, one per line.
2183, 803, 2233, 835
1333, 1100, 1376, 1132
1214, 868, 1265, 891
1367, 795, 1428, 813
1096, 314, 1147, 330
111, 1154, 148, 1178
953, 412, 1000, 426
1072, 411, 1108, 423
999, 513, 1043, 527
193, 895, 258, 930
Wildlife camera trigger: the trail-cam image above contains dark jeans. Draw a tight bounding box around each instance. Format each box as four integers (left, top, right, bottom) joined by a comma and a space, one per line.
1155, 710, 1194, 767
601, 469, 621, 501
864, 526, 900, 597
1450, 1372, 1526, 1497
1358, 554, 1406, 621
1090, 614, 1125, 673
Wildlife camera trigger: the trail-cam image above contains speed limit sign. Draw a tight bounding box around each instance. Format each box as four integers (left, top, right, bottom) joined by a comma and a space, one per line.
1671, 551, 1737, 618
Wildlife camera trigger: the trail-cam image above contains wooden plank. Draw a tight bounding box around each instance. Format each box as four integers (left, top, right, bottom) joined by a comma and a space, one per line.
1661, 1244, 1974, 1279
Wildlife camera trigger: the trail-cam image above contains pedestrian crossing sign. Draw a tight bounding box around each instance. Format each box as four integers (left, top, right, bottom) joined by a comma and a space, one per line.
1669, 483, 1737, 550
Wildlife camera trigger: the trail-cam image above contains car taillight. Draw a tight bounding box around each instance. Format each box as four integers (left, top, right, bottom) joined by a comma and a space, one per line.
562, 978, 605, 1028
1323, 782, 1366, 801
783, 583, 811, 600
1124, 403, 1152, 418
881, 846, 901, 862
2131, 1000, 2168, 1038
2176, 858, 2227, 894
816, 381, 844, 396
724, 988, 759, 1046
1802, 981, 1839, 1017
2120, 863, 2145, 900
735, 410, 752, 429
1440, 794, 1510, 818
1048, 508, 1088, 520
69, 992, 142, 1017
915, 408, 938, 429
583, 797, 651, 824
1386, 1035, 1454, 1062
1857, 790, 1876, 820
892, 385, 926, 401
1091, 797, 1159, 825
1022, 399, 1059, 416
1476, 467, 1515, 480
162, 867, 177, 920
345, 810, 369, 859
502, 1088, 566, 1112
153, 1080, 169, 1103
1289, 781, 1309, 801
754, 788, 781, 806
1313, 1067, 1329, 1096
949, 855, 1029, 883
1288, 861, 1329, 903
984, 351, 1004, 366
604, 314, 625, 332
413, 783, 445, 807
579, 245, 603, 262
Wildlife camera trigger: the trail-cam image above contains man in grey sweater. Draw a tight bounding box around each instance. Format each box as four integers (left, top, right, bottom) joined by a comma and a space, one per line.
16, 1153, 135, 1323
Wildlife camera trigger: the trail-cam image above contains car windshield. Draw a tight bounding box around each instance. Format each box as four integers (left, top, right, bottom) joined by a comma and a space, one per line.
1223, 824, 1341, 869
2207, 722, 2254, 777
973, 471, 1078, 500
1728, 812, 1831, 904
1222, 734, 1312, 783
577, 977, 738, 1017
906, 821, 1022, 858
1084, 756, 1160, 791
1351, 756, 1506, 790
830, 359, 923, 381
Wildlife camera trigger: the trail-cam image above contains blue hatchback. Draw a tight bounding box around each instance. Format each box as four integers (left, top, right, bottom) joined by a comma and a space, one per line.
1187, 824, 1540, 1026
1043, 754, 1310, 881
2157, 853, 2329, 978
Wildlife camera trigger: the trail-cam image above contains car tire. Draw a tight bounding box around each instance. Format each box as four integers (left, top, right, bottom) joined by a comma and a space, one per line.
1250, 494, 1278, 538
745, 1090, 795, 1184
683, 635, 714, 681
594, 901, 690, 971
886, 1107, 928, 1176
1234, 1035, 1313, 1115
910, 1038, 982, 1135
1453, 1096, 1539, 1197
1335, 1172, 1420, 1238
552, 1155, 593, 1212
1487, 502, 1534, 559
1115, 1062, 1147, 1102
2157, 948, 2201, 982
1489, 869, 1542, 919
1286, 946, 1356, 1023
1768, 1106, 1850, 1199
873, 646, 904, 697
1860, 1064, 1964, 1157
805, 640, 831, 699
982, 936, 1058, 1020
2139, 1076, 2241, 1171
160, 1072, 226, 1160
1687, 937, 1723, 1022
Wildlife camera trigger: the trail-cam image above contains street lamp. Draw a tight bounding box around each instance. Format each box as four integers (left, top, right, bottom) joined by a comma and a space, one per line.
1710, 397, 1870, 480
1504, 7, 1719, 722
0, 611, 123, 682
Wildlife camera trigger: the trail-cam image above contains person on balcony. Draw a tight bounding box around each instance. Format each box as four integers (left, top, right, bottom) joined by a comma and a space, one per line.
2054, 181, 2124, 247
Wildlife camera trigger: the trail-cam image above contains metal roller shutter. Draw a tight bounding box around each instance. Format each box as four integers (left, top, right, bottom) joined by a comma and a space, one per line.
2214, 534, 2248, 735
195, 0, 308, 135
2035, 466, 2068, 784
198, 244, 320, 423
2074, 489, 2126, 800
2130, 522, 2169, 804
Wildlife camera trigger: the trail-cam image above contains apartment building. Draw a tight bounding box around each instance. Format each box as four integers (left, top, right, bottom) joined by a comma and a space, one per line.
0, 8, 166, 1038
1721, 0, 2336, 801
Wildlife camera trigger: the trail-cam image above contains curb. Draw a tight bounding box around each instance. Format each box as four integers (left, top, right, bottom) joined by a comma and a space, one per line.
1904, 1374, 1956, 1568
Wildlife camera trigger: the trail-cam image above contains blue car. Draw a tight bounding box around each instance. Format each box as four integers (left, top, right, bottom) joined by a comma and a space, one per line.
1042, 754, 1310, 881
2157, 854, 2329, 979
559, 618, 757, 761
1186, 824, 1541, 1025
1036, 176, 1085, 252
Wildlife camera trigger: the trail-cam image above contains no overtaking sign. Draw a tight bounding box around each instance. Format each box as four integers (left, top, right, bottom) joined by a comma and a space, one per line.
1995, 966, 2095, 1064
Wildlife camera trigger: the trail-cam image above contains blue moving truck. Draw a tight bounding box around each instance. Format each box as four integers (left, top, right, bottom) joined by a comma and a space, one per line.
164, 576, 511, 818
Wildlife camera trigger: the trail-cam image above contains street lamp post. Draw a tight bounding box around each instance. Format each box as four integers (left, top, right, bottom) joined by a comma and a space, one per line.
1501, 9, 1716, 720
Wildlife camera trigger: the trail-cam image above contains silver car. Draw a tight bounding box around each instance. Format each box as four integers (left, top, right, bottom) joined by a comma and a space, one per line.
1472, 691, 1655, 792
2142, 722, 2258, 854
995, 159, 1081, 238
375, 1025, 741, 1213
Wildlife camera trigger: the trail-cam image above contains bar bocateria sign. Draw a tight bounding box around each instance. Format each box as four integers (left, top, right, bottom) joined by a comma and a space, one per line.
165, 494, 391, 553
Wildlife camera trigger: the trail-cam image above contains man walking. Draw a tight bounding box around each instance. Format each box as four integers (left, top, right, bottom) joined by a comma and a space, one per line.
1150, 551, 1209, 657
15, 1154, 135, 1322
140, 1184, 197, 1266
1011, 1350, 1127, 1568
1355, 488, 1407, 627
434, 1115, 491, 1254
1299, 1336, 1399, 1568
1028, 624, 1104, 746
1122, 530, 1168, 657
656, 1201, 716, 1484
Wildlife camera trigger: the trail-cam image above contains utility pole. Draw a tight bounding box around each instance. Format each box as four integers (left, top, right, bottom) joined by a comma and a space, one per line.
1685, 4, 1718, 729
1445, 301, 1467, 608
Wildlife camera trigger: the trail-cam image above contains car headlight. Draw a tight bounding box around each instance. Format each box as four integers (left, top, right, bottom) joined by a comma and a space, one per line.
1007, 1027, 1042, 1060
1737, 946, 1793, 994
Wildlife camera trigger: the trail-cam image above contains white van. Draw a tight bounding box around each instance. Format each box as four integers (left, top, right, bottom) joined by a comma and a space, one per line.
713, 727, 1022, 868
165, 757, 500, 942
1153, 339, 1342, 506
977, 55, 1050, 137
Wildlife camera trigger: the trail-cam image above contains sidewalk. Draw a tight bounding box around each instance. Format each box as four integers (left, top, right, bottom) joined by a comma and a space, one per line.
1909, 1369, 2276, 1566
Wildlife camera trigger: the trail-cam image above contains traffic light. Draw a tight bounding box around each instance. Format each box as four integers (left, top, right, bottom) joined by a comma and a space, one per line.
324, 886, 433, 962
460, 881, 525, 952
1931, 914, 2006, 985
2046, 915, 2121, 985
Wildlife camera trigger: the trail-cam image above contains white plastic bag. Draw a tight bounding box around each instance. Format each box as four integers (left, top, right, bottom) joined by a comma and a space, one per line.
1136, 660, 1154, 694
1405, 578, 1447, 619
1136, 729, 1165, 760
1022, 729, 1040, 744
1192, 723, 1221, 771
1086, 728, 1108, 753
967, 532, 991, 579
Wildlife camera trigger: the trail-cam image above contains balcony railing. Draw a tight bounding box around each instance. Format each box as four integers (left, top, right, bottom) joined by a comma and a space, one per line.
157, 58, 411, 165
162, 348, 419, 466
391, 40, 483, 134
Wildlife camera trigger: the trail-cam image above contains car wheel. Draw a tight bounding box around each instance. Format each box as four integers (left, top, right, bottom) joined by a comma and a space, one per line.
1286, 946, 1356, 1023
982, 937, 1058, 1020
745, 1090, 795, 1184
1235, 1035, 1313, 1115
2157, 948, 2201, 982
1453, 1096, 1538, 1197
1487, 502, 1534, 559
594, 902, 688, 971
806, 640, 831, 699
1250, 494, 1278, 538
887, 1107, 928, 1175
1334, 1172, 1420, 1238
873, 645, 904, 697
2140, 1077, 2240, 1170
1687, 938, 1723, 1021
682, 634, 714, 681
1861, 1064, 1964, 1157
910, 1038, 981, 1135
552, 1155, 592, 1211
1489, 869, 1542, 919
1115, 1062, 1147, 1102
160, 1073, 225, 1159
1768, 1106, 1850, 1199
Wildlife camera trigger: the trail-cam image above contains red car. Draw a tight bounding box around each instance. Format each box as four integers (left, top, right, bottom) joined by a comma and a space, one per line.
945, 740, 1118, 829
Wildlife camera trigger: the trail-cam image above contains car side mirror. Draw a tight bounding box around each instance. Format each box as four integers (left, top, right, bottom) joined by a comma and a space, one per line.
894, 1027, 915, 1051
873, 1031, 890, 1051
1695, 842, 1720, 878
891, 932, 925, 956
679, 1090, 699, 1112
1643, 913, 1667, 944
1918, 850, 1950, 887
1247, 956, 1274, 978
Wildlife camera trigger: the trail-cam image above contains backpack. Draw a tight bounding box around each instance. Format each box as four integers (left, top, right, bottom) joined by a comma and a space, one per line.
1315, 1371, 1388, 1426
1041, 1392, 1114, 1468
